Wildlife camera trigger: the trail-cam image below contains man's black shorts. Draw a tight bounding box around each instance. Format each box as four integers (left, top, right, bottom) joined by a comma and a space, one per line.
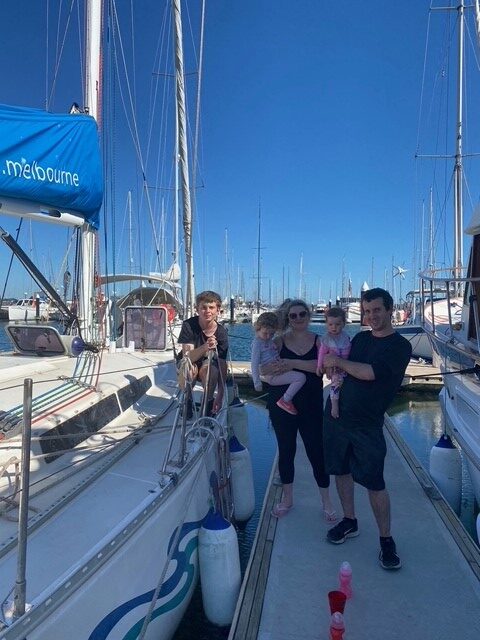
323, 413, 386, 491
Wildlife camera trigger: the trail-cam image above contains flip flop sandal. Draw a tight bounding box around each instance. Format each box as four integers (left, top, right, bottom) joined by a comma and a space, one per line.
271, 503, 293, 518
324, 509, 338, 523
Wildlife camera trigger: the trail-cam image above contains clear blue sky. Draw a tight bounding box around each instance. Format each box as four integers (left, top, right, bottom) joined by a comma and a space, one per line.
0, 1, 478, 306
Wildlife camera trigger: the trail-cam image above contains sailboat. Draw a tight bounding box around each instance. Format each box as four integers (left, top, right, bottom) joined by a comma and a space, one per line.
420, 1, 480, 506
0, 2, 245, 638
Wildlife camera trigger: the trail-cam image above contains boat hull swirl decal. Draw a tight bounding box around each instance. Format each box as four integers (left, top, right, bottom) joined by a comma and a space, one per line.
88, 519, 202, 640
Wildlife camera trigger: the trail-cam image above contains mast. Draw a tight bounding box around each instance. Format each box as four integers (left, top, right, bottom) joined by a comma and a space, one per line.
172, 0, 195, 317
173, 106, 179, 270
429, 187, 434, 271
256, 203, 261, 313
454, 1, 465, 285
298, 254, 303, 299
79, 0, 102, 341
128, 190, 134, 269
224, 228, 231, 299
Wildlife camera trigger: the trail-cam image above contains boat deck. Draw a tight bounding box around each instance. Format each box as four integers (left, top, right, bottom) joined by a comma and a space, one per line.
229, 417, 480, 640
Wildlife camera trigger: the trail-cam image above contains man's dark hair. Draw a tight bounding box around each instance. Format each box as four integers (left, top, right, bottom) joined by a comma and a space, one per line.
362, 287, 393, 311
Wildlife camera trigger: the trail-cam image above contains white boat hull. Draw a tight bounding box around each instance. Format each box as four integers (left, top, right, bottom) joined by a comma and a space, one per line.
8, 305, 49, 321
440, 378, 480, 506
395, 325, 432, 360
0, 345, 233, 640
4, 444, 214, 640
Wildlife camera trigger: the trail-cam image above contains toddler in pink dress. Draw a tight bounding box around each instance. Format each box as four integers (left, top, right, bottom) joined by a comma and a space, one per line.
316, 307, 351, 418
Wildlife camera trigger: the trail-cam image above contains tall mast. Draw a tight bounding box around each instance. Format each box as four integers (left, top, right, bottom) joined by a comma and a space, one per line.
454, 1, 465, 283
172, 0, 195, 317
256, 203, 261, 313
298, 254, 303, 299
173, 107, 179, 269
128, 190, 133, 268
79, 0, 102, 341
429, 187, 434, 271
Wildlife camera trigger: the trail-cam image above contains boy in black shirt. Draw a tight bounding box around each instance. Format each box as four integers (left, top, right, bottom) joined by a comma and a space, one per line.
177, 291, 229, 416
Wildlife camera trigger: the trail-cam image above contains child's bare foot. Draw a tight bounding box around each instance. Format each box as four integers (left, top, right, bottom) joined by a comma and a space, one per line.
331, 399, 339, 419
322, 498, 337, 523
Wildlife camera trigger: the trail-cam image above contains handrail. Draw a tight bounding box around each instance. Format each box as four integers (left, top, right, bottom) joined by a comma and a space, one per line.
418, 265, 480, 351
160, 350, 215, 473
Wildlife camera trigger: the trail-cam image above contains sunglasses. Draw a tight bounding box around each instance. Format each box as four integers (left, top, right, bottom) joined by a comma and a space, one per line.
289, 310, 308, 320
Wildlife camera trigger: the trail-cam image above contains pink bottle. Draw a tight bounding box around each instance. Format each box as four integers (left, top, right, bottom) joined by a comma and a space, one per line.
339, 561, 352, 598
329, 612, 345, 640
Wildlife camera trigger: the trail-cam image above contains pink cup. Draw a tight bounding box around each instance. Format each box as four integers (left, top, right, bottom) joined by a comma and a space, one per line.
328, 590, 346, 615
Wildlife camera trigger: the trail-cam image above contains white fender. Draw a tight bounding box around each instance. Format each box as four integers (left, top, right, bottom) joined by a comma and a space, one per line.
230, 436, 255, 522
228, 395, 249, 448
429, 434, 462, 514
198, 510, 241, 626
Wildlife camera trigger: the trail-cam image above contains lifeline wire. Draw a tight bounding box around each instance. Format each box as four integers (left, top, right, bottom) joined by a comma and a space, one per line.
410, 364, 480, 379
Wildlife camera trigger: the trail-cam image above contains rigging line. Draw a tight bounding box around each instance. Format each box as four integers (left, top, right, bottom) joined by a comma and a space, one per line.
109, 0, 163, 267
76, 0, 85, 109
45, 1, 49, 109
190, 0, 206, 287
0, 218, 23, 308
465, 10, 480, 72
24, 421, 175, 444
47, 0, 76, 110
54, 230, 76, 297
192, 0, 205, 191
225, 331, 252, 340
411, 364, 480, 380
416, 8, 432, 154
146, 2, 170, 170
0, 362, 174, 393
137, 451, 208, 640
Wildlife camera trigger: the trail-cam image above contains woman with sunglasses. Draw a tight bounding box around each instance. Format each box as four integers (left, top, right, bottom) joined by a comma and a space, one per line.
260, 299, 336, 521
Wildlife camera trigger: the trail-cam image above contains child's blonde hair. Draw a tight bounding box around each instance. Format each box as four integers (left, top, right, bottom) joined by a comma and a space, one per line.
254, 311, 279, 331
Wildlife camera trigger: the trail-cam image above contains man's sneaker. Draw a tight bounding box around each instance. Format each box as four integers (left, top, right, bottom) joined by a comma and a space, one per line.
379, 537, 402, 570
326, 517, 359, 544
276, 398, 298, 415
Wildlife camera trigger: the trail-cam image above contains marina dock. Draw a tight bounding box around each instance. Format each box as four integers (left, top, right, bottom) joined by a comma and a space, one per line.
229, 359, 443, 392
228, 416, 480, 639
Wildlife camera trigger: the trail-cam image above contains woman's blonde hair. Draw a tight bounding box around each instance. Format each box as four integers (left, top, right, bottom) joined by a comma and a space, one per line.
277, 298, 310, 330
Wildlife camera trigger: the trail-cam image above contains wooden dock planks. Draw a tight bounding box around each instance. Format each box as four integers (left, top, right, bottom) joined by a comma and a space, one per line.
228, 467, 281, 640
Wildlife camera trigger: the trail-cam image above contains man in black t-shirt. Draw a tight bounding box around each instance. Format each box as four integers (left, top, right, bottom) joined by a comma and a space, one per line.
321, 288, 412, 570
177, 290, 229, 415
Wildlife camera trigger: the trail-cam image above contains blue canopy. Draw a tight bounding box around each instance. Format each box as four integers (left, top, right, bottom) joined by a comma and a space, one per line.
0, 104, 103, 228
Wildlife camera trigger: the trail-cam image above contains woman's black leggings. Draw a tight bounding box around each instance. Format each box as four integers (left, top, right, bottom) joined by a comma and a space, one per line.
269, 401, 329, 488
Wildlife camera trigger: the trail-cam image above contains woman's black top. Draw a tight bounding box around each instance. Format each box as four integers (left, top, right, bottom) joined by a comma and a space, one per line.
266, 335, 322, 415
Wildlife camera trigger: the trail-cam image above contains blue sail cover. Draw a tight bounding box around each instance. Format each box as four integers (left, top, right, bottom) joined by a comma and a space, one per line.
0, 104, 103, 228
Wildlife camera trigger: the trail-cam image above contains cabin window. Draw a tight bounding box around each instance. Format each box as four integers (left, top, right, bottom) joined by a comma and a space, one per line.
6, 325, 65, 356
118, 375, 152, 411
40, 394, 121, 463
123, 306, 167, 350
